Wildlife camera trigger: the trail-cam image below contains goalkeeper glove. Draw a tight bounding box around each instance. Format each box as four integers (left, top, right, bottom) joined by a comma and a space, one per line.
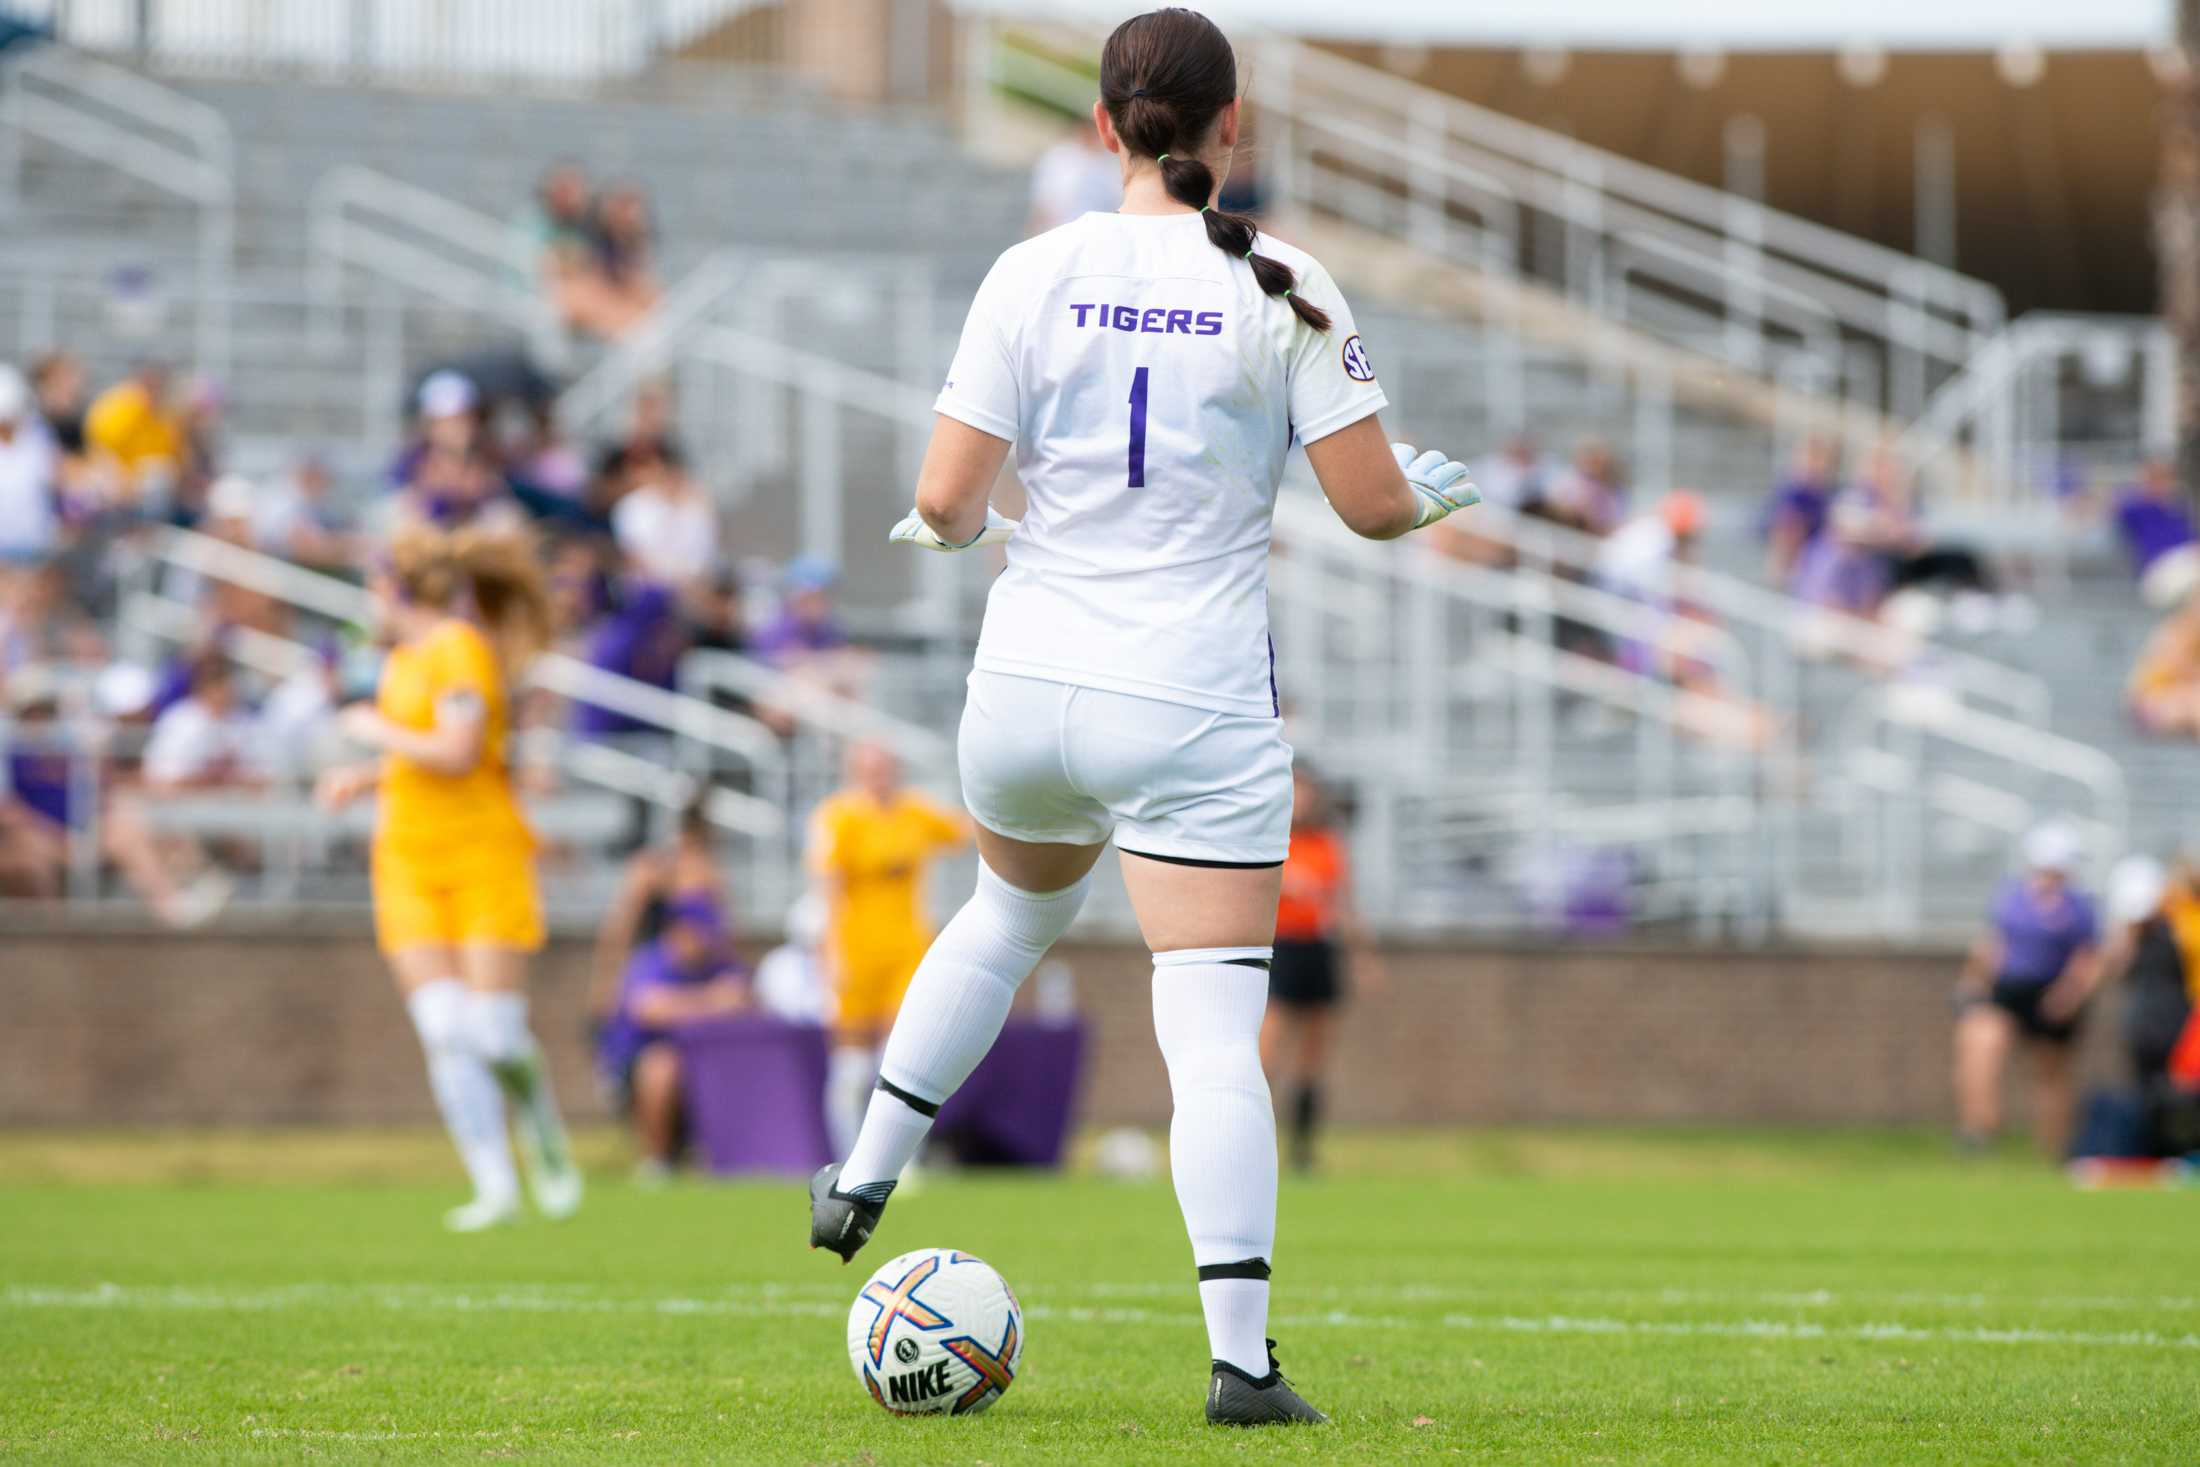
888, 506, 1020, 551
1393, 443, 1479, 530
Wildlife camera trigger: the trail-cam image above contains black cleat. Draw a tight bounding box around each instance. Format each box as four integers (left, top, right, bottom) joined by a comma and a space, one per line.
1205, 1339, 1329, 1426
807, 1164, 888, 1263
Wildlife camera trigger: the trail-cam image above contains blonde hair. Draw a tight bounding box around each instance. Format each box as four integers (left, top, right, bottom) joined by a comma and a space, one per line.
385, 523, 553, 677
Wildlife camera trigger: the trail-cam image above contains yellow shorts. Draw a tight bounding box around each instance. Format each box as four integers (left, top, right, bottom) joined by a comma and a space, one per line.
372, 846, 544, 954
831, 935, 929, 1034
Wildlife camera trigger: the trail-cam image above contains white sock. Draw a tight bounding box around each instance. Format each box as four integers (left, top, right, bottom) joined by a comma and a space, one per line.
838, 864, 1092, 1197
826, 1045, 879, 1161
1153, 947, 1277, 1377
407, 981, 518, 1207
465, 990, 572, 1173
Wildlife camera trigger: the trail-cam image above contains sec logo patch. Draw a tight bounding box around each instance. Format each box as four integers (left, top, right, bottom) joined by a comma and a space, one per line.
1341, 334, 1375, 382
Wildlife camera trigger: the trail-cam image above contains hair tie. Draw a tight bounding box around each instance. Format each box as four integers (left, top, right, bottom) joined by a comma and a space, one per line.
1156, 152, 1170, 163
1200, 204, 1213, 214
1282, 288, 1294, 298
1131, 87, 1149, 98
1244, 247, 1256, 260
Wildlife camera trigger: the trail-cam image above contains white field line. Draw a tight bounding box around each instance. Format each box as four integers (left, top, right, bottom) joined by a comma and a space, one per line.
7, 1282, 2198, 1353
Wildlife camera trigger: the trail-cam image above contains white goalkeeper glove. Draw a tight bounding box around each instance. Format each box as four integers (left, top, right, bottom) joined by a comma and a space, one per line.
1393, 443, 1479, 530
888, 506, 1020, 551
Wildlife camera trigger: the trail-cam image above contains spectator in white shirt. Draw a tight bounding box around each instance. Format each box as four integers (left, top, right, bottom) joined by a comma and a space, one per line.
0, 365, 60, 565
143, 656, 262, 792
611, 444, 720, 589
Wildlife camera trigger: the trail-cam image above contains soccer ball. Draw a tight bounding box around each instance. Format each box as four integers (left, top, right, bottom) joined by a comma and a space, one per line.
846, 1248, 1023, 1416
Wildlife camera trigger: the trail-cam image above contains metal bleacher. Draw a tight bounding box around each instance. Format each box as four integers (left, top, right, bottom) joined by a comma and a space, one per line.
0, 21, 2173, 942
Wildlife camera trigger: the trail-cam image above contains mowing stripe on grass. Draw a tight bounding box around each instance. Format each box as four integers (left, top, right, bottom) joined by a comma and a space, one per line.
9, 1283, 2198, 1353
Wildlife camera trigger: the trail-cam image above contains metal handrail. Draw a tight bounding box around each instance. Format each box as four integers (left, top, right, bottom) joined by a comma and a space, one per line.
147, 528, 788, 774
306, 162, 554, 357
1446, 496, 2053, 728
0, 45, 236, 377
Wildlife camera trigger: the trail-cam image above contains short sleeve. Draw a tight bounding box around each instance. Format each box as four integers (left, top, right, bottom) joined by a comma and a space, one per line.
1283, 260, 1388, 446
430, 624, 498, 710
934, 255, 1022, 442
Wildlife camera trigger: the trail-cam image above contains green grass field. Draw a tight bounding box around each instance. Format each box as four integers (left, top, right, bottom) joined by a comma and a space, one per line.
3, 1128, 2196, 1464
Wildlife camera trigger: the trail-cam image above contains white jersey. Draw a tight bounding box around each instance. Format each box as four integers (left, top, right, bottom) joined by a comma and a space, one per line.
935, 211, 1387, 718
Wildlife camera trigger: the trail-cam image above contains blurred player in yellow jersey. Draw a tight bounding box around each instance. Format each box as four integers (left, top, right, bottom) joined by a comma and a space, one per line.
317, 525, 582, 1232
809, 740, 968, 1155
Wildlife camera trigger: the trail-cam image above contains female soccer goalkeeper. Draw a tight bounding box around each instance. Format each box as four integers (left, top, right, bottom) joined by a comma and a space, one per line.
319, 524, 582, 1231
804, 6, 1474, 1425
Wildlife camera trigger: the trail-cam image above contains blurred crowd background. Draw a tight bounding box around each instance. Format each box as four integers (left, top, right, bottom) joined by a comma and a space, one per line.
2, 0, 2198, 1168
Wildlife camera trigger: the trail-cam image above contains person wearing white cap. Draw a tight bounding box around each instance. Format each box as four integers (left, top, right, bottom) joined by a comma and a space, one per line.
1953, 823, 2102, 1158
0, 363, 60, 565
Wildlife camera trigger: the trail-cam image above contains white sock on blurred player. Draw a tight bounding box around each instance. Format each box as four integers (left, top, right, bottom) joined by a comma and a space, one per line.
837, 865, 1092, 1196
407, 980, 518, 1211
465, 990, 580, 1216
826, 1045, 879, 1161
1152, 949, 1277, 1377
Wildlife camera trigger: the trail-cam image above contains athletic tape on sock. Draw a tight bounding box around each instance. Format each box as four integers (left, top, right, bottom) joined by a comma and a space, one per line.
1197, 1257, 1273, 1282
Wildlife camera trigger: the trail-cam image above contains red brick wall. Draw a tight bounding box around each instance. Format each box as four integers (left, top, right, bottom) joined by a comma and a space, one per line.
0, 931, 2122, 1129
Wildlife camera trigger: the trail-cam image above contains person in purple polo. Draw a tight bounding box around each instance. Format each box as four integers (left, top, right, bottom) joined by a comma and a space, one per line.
2111, 459, 2200, 609
596, 892, 752, 1183
1953, 824, 2103, 1159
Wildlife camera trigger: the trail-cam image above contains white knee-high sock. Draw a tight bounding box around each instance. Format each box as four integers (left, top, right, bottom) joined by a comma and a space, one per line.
465, 990, 573, 1174
837, 864, 1092, 1198
1153, 947, 1277, 1378
408, 981, 519, 1206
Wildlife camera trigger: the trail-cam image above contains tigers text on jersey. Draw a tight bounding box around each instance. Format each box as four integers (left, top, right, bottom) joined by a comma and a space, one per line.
935, 211, 1387, 718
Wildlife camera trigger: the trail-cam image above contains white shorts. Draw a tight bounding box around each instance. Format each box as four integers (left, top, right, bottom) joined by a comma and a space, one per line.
957, 670, 1293, 866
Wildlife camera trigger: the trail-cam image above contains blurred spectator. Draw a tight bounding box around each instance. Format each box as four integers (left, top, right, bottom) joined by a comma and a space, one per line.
594, 892, 751, 1182
752, 889, 829, 1023
752, 557, 850, 669
611, 443, 719, 591
1541, 437, 1626, 536
0, 365, 60, 564
0, 668, 228, 924
83, 361, 184, 508
27, 352, 87, 467
1763, 437, 1839, 590
2111, 458, 2200, 609
512, 159, 597, 295
1953, 824, 2101, 1159
1028, 122, 1121, 234
572, 581, 688, 739
586, 182, 661, 332
2128, 589, 2200, 738
0, 557, 100, 673
593, 380, 682, 513
244, 455, 360, 570
1596, 490, 1704, 607
392, 372, 524, 534
1473, 432, 1556, 513
142, 655, 261, 792
751, 557, 871, 727
2099, 858, 2195, 1109
508, 401, 591, 520
589, 791, 727, 1019
256, 643, 343, 780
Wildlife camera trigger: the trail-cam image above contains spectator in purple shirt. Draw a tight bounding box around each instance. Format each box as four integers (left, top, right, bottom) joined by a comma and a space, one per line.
1953, 824, 2102, 1159
594, 892, 751, 1181
571, 580, 687, 739
2113, 459, 2200, 609
749, 558, 872, 732
1763, 438, 1839, 590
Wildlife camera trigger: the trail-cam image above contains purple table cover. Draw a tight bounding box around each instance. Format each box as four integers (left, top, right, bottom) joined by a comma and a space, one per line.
676, 1016, 1086, 1177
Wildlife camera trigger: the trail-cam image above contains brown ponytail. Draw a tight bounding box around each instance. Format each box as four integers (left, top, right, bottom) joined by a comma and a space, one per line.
1100, 8, 1331, 334
385, 522, 553, 678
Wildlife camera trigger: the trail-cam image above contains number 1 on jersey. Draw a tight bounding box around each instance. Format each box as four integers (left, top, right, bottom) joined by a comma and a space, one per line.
1127, 367, 1150, 488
